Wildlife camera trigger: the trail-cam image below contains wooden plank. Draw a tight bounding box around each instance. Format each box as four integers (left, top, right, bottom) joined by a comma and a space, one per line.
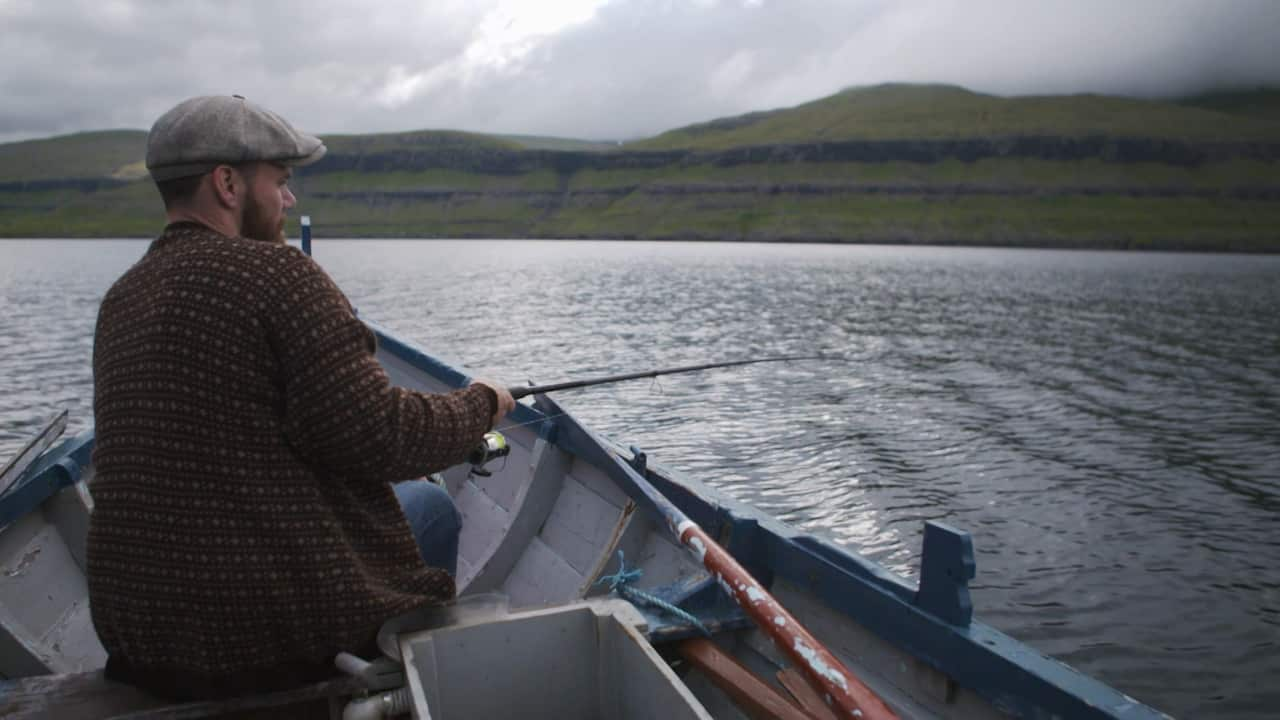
778, 667, 840, 720
463, 435, 569, 594
579, 501, 639, 597
537, 393, 898, 720
633, 526, 705, 588
501, 536, 584, 608
0, 671, 167, 719
453, 480, 510, 578
44, 478, 93, 572
112, 677, 358, 719
0, 518, 104, 676
540, 475, 621, 574
566, 456, 631, 510
677, 638, 812, 720
759, 579, 981, 720
0, 671, 358, 720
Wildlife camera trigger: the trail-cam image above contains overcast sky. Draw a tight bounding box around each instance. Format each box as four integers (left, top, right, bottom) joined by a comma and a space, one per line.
1, 0, 1277, 144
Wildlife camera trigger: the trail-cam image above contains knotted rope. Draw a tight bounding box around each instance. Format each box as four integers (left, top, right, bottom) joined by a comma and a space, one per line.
596, 551, 710, 636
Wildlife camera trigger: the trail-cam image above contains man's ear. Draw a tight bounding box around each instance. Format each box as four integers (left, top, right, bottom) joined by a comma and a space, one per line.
211, 165, 242, 209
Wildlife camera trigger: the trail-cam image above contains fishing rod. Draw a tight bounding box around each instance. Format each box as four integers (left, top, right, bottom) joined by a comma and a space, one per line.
508, 354, 830, 399
468, 355, 834, 472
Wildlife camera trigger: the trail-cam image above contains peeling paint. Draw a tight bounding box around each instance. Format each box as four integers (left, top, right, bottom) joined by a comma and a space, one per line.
715, 573, 734, 597
745, 586, 767, 604
3, 547, 42, 578
676, 519, 695, 538
774, 616, 786, 627
688, 535, 706, 562
794, 638, 850, 692
666, 516, 681, 536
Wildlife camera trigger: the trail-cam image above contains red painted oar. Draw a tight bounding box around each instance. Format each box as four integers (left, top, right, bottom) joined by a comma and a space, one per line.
532, 394, 899, 720
675, 519, 898, 720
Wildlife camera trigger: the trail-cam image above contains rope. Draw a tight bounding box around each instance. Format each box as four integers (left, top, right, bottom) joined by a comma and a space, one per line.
597, 551, 710, 636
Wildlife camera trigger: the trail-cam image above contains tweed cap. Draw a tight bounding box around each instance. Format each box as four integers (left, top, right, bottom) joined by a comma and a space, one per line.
146, 95, 326, 181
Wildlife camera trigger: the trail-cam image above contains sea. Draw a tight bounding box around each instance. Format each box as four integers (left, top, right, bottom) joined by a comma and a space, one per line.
2, 238, 1278, 718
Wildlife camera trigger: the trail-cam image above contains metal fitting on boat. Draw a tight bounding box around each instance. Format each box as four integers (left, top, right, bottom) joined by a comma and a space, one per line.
342, 687, 414, 720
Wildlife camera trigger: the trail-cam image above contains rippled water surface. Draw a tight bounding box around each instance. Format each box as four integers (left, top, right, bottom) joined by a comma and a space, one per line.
2, 238, 1278, 718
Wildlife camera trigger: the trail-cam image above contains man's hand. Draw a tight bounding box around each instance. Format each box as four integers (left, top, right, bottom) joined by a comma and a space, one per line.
471, 378, 516, 428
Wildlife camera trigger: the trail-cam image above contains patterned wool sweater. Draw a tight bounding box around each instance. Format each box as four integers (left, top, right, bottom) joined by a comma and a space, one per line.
88, 222, 496, 700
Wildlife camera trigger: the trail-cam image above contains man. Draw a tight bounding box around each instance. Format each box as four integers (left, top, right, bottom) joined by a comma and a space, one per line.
87, 95, 515, 700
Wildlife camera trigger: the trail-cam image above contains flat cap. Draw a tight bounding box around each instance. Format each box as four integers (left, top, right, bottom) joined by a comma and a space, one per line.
146, 95, 326, 181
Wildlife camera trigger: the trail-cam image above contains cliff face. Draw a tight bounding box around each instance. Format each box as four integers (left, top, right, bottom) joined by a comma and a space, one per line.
305, 136, 1280, 177
279, 133, 1279, 250
1, 86, 1277, 249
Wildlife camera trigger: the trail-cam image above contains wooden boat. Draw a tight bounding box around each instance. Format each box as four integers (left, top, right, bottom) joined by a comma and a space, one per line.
0, 245, 1170, 719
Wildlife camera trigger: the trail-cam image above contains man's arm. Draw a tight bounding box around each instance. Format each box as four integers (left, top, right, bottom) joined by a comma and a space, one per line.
267, 248, 508, 482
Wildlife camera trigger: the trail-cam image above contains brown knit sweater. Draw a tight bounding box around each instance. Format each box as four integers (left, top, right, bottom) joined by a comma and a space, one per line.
88, 222, 496, 700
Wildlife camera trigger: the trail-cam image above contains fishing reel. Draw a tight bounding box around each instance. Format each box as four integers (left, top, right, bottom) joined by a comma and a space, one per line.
467, 431, 510, 477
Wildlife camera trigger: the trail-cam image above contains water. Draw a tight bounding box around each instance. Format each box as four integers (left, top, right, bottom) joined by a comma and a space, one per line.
2, 238, 1278, 718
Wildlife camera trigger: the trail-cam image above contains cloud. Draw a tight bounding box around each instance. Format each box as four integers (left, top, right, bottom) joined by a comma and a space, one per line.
1, 0, 1277, 144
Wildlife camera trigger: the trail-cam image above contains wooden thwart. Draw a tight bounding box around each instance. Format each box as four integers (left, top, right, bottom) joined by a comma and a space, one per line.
777, 667, 840, 720
0, 671, 359, 720
677, 637, 812, 720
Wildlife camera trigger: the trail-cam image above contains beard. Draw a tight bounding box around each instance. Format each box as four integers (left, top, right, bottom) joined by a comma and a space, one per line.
241, 192, 286, 244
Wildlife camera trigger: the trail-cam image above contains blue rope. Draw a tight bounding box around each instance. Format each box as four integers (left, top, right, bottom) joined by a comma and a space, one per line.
597, 551, 710, 636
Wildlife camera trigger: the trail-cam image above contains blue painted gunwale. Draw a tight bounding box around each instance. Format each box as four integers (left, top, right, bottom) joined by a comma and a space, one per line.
370, 321, 1168, 720
0, 321, 1167, 719
0, 432, 93, 529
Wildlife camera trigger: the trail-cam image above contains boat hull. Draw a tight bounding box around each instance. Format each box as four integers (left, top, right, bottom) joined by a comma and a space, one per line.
0, 319, 1168, 719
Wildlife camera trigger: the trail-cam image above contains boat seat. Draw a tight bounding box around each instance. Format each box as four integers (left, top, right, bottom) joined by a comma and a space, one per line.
0, 670, 360, 719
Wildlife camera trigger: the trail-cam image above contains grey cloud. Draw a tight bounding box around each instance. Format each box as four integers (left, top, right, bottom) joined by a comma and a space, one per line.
1, 0, 1277, 144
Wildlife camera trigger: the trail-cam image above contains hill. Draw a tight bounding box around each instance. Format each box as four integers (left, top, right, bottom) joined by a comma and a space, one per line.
632, 84, 1280, 150
1174, 88, 1280, 124
0, 130, 148, 182
318, 129, 521, 155
0, 84, 1277, 250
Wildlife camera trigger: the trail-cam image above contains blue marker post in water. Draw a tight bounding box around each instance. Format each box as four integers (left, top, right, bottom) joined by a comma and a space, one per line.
300, 215, 312, 256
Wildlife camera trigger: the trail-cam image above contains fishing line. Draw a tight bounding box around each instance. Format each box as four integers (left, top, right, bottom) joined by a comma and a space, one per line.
489, 353, 850, 432
491, 411, 572, 434
509, 354, 835, 399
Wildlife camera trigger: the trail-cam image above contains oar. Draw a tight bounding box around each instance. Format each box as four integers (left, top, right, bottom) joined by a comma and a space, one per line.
509, 355, 828, 399
532, 393, 898, 720
0, 410, 68, 498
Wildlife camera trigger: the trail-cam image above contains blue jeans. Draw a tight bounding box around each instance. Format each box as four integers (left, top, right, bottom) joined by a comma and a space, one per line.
393, 480, 462, 577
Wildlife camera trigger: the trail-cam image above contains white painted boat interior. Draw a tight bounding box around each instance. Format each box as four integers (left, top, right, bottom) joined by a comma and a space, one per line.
0, 473, 104, 678
401, 599, 711, 719
0, 346, 1021, 719
379, 348, 707, 610
377, 348, 1011, 720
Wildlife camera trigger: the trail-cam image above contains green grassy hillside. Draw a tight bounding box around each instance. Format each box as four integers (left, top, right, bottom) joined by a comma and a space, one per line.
633, 84, 1280, 150
319, 129, 520, 155
1, 84, 1276, 250
1175, 88, 1280, 123
494, 134, 620, 151
0, 130, 148, 182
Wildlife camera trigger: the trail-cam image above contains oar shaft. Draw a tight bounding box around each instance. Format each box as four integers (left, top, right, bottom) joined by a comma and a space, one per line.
679, 520, 897, 719
534, 394, 897, 720
510, 355, 826, 399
